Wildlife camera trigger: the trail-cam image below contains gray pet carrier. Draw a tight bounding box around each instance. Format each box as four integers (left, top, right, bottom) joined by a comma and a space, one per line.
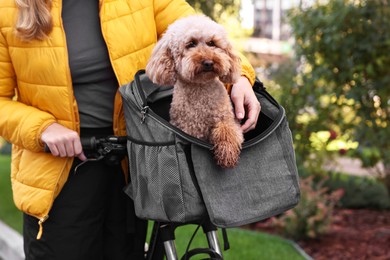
119, 70, 300, 228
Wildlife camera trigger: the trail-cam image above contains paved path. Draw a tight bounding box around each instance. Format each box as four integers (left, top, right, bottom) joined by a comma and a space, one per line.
0, 221, 24, 260
323, 157, 385, 177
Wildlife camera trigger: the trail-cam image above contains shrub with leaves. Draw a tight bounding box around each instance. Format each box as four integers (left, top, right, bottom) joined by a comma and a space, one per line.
272, 176, 344, 240
325, 172, 390, 209
287, 0, 390, 190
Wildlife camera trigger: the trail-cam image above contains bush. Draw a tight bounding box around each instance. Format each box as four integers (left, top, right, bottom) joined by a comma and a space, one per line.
272, 176, 344, 240
324, 172, 390, 210
287, 0, 390, 192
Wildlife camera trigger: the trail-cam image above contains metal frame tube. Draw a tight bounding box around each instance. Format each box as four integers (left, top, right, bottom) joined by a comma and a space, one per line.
206, 230, 223, 258
163, 240, 178, 260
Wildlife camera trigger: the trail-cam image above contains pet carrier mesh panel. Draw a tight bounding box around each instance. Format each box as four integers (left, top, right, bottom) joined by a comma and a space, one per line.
119, 70, 300, 227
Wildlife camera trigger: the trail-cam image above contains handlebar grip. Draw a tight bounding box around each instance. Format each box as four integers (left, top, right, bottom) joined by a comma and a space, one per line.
43, 136, 98, 153
80, 136, 97, 150
44, 144, 51, 153
43, 136, 126, 154
106, 136, 127, 144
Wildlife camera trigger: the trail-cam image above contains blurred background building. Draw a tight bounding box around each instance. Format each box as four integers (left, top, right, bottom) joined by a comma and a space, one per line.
240, 0, 313, 64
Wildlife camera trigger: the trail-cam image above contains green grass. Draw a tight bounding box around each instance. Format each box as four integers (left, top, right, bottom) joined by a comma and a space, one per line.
0, 154, 307, 259
0, 154, 23, 233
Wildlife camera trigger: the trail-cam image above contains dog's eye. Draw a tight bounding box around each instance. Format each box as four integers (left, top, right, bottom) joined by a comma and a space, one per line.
186, 40, 197, 48
206, 41, 216, 47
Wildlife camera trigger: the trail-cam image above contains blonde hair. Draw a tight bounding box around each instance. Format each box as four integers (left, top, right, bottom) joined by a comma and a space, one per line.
15, 0, 53, 41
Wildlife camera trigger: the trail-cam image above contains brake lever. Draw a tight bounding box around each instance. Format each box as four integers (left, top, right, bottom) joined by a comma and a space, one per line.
73, 155, 105, 175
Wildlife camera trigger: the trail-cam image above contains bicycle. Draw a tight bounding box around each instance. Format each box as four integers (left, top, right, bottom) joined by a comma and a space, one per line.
45, 135, 226, 260
147, 219, 225, 260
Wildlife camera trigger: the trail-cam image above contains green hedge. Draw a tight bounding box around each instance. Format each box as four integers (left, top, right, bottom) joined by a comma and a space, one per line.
325, 171, 390, 209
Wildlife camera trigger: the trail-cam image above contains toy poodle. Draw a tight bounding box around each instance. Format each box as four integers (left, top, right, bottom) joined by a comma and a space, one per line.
146, 15, 244, 168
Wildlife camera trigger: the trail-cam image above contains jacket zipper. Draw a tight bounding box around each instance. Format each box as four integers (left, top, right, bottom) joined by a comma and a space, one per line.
36, 215, 49, 239
34, 156, 73, 239
33, 0, 75, 240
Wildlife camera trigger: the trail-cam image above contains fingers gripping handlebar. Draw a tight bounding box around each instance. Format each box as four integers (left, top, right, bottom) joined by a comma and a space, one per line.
44, 136, 128, 172
80, 136, 127, 157
44, 136, 127, 155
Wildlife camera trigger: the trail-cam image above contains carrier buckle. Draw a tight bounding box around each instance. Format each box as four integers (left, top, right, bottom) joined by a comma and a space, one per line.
141, 106, 149, 124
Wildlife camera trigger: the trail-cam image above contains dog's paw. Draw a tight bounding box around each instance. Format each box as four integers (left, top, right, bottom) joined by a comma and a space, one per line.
213, 141, 241, 168
211, 121, 243, 168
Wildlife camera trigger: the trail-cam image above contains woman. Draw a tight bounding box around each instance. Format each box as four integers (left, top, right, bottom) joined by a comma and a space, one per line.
0, 0, 260, 259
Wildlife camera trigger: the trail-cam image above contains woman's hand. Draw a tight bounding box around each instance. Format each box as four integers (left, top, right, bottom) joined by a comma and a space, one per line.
231, 76, 261, 133
41, 123, 87, 161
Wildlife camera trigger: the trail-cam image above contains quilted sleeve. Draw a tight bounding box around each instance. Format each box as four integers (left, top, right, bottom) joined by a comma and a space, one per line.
239, 53, 256, 85
0, 32, 56, 152
153, 0, 195, 38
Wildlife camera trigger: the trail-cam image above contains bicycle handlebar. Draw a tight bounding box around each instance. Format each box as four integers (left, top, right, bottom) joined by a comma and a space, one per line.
44, 136, 128, 163
44, 135, 126, 151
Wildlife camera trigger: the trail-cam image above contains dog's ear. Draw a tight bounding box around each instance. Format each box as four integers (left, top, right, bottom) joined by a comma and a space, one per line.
219, 46, 241, 84
146, 37, 177, 86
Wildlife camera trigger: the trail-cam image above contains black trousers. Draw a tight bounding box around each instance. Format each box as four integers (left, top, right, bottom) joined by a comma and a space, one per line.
23, 129, 147, 260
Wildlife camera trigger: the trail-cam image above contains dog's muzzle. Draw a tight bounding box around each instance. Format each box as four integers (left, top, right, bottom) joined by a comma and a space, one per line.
202, 60, 214, 71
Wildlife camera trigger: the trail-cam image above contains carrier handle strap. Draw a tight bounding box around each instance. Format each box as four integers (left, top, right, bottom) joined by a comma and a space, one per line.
253, 78, 280, 109
134, 69, 149, 107
240, 77, 286, 149
222, 228, 230, 251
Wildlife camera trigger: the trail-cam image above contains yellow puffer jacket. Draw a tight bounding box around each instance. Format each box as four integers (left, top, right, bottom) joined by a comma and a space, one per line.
0, 0, 255, 234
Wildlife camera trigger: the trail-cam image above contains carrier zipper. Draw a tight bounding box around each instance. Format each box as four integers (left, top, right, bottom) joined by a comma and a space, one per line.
36, 215, 49, 239
130, 70, 286, 150
146, 105, 286, 150
120, 85, 203, 147
120, 89, 149, 124
146, 109, 213, 150
133, 99, 285, 150
129, 72, 212, 149
140, 106, 149, 124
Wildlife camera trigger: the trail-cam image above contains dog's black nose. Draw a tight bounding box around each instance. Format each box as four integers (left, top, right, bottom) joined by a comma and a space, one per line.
202, 60, 214, 71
